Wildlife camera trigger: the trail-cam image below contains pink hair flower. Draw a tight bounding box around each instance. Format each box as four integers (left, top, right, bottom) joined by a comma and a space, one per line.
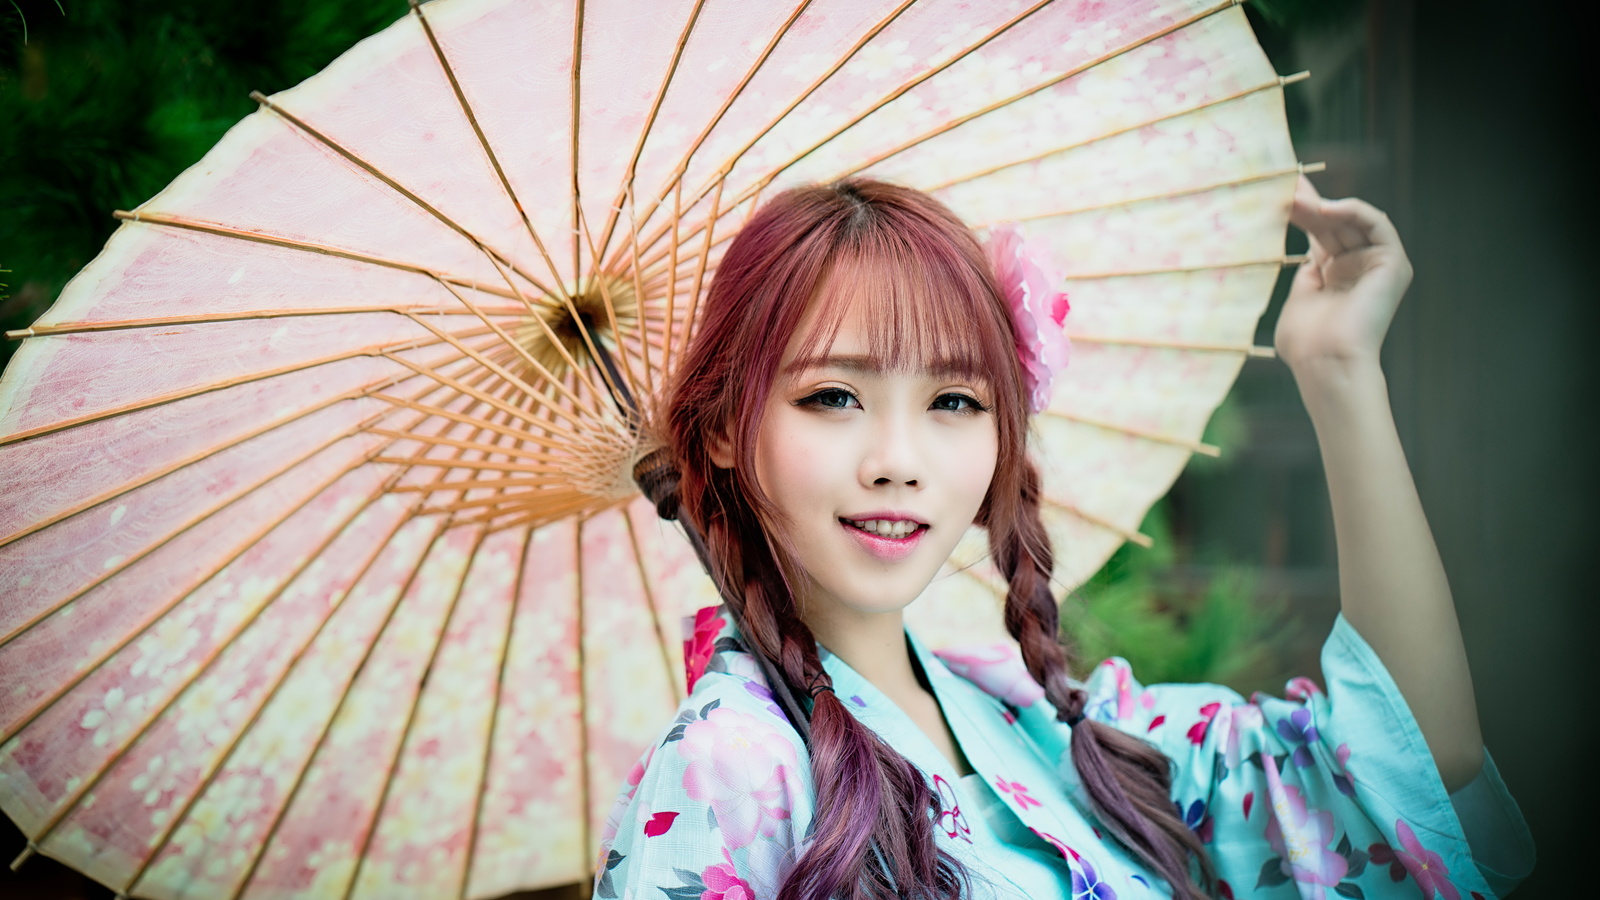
985, 223, 1071, 414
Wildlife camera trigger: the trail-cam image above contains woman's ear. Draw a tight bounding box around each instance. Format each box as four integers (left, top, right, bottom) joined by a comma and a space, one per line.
708, 431, 735, 469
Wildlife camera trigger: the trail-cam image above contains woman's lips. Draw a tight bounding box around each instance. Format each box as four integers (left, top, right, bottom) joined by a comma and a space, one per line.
839, 518, 927, 562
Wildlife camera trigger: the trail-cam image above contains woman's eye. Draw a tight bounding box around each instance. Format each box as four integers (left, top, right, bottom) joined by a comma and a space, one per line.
802, 388, 859, 410
931, 392, 987, 413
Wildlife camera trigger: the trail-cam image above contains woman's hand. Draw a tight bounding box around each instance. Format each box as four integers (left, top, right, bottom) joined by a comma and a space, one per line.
1274, 178, 1485, 792
1275, 176, 1414, 375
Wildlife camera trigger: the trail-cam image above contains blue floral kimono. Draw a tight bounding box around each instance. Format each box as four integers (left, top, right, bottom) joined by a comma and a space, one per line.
595, 606, 1533, 900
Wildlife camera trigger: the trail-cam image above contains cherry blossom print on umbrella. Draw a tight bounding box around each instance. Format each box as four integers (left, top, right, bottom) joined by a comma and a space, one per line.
0, 0, 1308, 895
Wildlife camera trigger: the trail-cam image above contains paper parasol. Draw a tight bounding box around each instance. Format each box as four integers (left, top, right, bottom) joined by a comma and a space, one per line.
0, 0, 1304, 896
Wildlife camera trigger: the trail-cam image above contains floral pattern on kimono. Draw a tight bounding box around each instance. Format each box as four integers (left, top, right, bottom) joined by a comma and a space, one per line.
595, 610, 1532, 899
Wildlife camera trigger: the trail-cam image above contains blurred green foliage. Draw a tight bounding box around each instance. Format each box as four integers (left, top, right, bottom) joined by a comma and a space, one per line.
1064, 500, 1290, 693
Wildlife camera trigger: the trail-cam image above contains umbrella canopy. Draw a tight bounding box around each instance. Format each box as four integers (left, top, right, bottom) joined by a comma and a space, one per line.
0, 0, 1305, 897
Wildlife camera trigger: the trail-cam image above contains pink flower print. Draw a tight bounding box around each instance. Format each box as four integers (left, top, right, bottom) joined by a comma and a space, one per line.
985, 223, 1071, 413
1332, 743, 1356, 796
1146, 714, 1166, 732
1226, 704, 1263, 770
1394, 819, 1461, 900
1187, 701, 1223, 744
677, 707, 800, 848
932, 774, 973, 844
933, 644, 1044, 707
1275, 707, 1320, 768
1261, 754, 1347, 897
700, 849, 755, 900
994, 777, 1042, 810
1031, 828, 1075, 861
643, 811, 678, 837
684, 606, 727, 692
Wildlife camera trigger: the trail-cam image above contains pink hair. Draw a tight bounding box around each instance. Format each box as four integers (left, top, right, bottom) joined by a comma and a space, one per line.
665, 179, 1215, 900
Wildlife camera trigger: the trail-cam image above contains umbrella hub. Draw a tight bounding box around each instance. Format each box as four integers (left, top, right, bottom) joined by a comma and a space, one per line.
511, 274, 640, 386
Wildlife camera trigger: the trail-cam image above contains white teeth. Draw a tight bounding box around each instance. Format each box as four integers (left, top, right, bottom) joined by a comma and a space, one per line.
849, 518, 919, 538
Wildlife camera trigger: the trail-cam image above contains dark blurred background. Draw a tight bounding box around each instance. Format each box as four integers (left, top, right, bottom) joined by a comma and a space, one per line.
1, 0, 1595, 897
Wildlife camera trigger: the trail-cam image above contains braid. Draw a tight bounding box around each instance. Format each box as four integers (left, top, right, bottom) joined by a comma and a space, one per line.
691, 469, 965, 900
992, 459, 1217, 899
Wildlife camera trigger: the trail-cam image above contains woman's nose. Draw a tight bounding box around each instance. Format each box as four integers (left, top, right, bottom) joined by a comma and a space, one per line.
861, 412, 922, 487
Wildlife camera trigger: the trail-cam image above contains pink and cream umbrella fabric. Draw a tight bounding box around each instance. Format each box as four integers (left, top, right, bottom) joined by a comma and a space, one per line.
0, 0, 1305, 897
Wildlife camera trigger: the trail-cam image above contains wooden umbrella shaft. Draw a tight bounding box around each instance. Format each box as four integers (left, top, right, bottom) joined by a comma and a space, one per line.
585, 339, 815, 744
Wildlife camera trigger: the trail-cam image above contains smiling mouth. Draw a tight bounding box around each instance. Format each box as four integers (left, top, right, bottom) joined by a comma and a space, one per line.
840, 518, 927, 539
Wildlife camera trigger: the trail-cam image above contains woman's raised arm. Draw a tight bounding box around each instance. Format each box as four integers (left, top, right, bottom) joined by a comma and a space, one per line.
1275, 176, 1484, 792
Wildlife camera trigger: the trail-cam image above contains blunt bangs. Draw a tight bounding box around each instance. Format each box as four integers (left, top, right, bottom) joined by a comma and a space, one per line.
787, 204, 1018, 397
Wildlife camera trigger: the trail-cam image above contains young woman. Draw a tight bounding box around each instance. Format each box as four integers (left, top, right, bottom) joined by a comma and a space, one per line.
595, 179, 1533, 900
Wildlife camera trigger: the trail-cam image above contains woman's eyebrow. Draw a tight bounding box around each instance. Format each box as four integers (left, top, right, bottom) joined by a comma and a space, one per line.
782, 353, 985, 381
782, 353, 882, 375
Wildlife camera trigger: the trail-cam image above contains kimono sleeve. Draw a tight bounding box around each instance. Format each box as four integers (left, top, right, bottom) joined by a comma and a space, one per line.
594, 693, 815, 900
1083, 613, 1534, 900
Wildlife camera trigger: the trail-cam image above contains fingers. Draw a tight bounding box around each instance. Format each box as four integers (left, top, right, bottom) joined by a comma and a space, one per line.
1289, 175, 1404, 256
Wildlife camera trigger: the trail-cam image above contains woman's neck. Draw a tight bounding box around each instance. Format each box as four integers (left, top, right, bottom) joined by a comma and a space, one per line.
801, 602, 924, 699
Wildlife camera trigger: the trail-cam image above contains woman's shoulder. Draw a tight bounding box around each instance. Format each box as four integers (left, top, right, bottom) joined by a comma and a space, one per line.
596, 611, 815, 900
617, 606, 813, 807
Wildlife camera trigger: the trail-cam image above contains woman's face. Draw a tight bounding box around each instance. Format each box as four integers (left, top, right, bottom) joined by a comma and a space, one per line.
734, 292, 1000, 628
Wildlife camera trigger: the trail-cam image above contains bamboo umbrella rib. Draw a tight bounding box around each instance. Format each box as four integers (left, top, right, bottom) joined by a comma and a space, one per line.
0, 382, 400, 550
1065, 255, 1308, 280
112, 210, 521, 302
764, 0, 1240, 188
815, 1, 1261, 187
397, 311, 594, 433
411, 483, 578, 513
228, 371, 532, 900
408, 0, 572, 304
339, 527, 489, 900
117, 487, 426, 899
453, 490, 610, 532
624, 0, 926, 264
570, 0, 586, 283
622, 506, 684, 705
624, 185, 656, 398
20, 466, 411, 856
1043, 497, 1155, 549
0, 363, 493, 653
600, 0, 815, 274
0, 327, 480, 448
226, 521, 450, 900
249, 91, 559, 305
0, 428, 390, 656
386, 476, 571, 493
0, 358, 519, 781
637, 0, 1241, 269
590, 0, 708, 267
363, 428, 567, 467
0, 453, 375, 750
370, 456, 577, 477
979, 162, 1326, 228
679, 176, 724, 361
1071, 334, 1277, 358
661, 178, 685, 374
371, 394, 566, 449
921, 71, 1311, 194
573, 518, 593, 878
457, 523, 536, 900
429, 275, 616, 419
1042, 410, 1221, 458
3, 305, 527, 341
378, 352, 575, 441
